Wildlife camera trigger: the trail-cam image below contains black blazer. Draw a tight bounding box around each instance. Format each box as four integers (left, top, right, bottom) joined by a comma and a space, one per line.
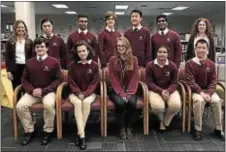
5, 37, 33, 72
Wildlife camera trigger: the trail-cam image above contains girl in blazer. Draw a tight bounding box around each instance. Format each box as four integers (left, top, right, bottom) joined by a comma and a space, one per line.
5, 20, 33, 89
108, 36, 139, 140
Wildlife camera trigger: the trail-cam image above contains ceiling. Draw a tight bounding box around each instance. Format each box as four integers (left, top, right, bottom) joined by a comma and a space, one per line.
1, 1, 225, 16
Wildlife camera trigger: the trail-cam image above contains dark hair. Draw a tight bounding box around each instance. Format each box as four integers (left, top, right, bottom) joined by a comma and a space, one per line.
130, 9, 143, 17
195, 39, 209, 48
13, 20, 28, 38
34, 38, 49, 48
104, 11, 117, 22
72, 41, 93, 62
157, 45, 170, 53
156, 15, 168, 23
40, 18, 54, 30
77, 14, 88, 20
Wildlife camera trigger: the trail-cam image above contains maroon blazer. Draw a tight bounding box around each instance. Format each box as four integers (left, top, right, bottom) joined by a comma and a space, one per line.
5, 37, 33, 72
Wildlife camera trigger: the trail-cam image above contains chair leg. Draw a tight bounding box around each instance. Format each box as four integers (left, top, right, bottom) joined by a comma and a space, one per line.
188, 101, 192, 132
13, 108, 18, 141
182, 99, 186, 133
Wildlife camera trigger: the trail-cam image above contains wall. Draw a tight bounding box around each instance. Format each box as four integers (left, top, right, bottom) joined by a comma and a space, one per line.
1, 11, 225, 46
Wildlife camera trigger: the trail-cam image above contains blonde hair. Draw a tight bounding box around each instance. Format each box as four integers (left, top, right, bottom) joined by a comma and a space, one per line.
115, 36, 134, 71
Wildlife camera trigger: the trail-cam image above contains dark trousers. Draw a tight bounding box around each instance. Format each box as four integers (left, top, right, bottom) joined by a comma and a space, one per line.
11, 64, 26, 90
109, 90, 138, 128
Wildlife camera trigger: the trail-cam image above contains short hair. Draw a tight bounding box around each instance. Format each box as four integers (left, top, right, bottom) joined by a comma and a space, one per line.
104, 11, 117, 21
34, 38, 49, 48
156, 15, 168, 23
195, 39, 209, 48
130, 9, 143, 17
77, 14, 88, 20
72, 41, 93, 62
40, 18, 54, 30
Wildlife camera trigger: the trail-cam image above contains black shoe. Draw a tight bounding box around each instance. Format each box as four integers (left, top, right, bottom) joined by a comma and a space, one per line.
75, 135, 80, 146
20, 131, 35, 146
119, 127, 126, 140
126, 128, 133, 139
79, 137, 86, 150
193, 130, 202, 141
214, 129, 225, 141
41, 132, 52, 145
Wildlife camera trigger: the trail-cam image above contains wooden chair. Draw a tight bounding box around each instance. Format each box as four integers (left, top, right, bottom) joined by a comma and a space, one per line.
12, 70, 66, 141
141, 67, 187, 133
56, 70, 104, 139
102, 67, 149, 136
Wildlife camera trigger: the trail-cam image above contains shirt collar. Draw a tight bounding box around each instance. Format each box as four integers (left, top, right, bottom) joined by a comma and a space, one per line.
154, 58, 169, 66
106, 26, 115, 32
43, 33, 54, 39
133, 24, 142, 31
78, 59, 92, 64
37, 54, 48, 61
192, 57, 207, 65
78, 29, 88, 34
158, 28, 169, 36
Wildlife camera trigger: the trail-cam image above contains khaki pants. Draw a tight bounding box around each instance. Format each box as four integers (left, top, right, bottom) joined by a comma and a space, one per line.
16, 93, 56, 133
192, 92, 222, 131
149, 91, 181, 126
69, 93, 96, 138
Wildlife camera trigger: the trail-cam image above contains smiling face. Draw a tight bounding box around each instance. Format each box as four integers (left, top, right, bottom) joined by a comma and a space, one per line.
116, 40, 126, 55
157, 17, 168, 31
77, 45, 89, 60
35, 42, 48, 57
195, 42, 208, 59
131, 12, 142, 26
157, 47, 168, 61
198, 20, 207, 34
78, 17, 88, 31
16, 22, 26, 36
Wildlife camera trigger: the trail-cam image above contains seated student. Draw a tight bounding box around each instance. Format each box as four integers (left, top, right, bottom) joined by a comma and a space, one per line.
108, 36, 139, 140
68, 41, 100, 150
16, 38, 62, 146
185, 39, 224, 141
146, 45, 181, 133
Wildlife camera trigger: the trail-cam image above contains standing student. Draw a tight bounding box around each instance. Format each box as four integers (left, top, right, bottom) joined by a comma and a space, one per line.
185, 18, 216, 62
108, 36, 139, 140
5, 20, 33, 89
124, 10, 152, 67
151, 15, 182, 68
98, 11, 121, 67
185, 39, 224, 141
67, 14, 101, 66
16, 38, 62, 146
146, 45, 181, 133
34, 18, 68, 69
68, 41, 100, 150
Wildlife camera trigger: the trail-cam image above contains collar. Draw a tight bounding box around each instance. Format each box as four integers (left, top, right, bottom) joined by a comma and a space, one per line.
133, 24, 142, 31
78, 59, 92, 65
43, 33, 54, 39
37, 54, 48, 61
78, 29, 88, 34
158, 28, 169, 36
154, 58, 169, 66
106, 26, 115, 32
192, 57, 206, 65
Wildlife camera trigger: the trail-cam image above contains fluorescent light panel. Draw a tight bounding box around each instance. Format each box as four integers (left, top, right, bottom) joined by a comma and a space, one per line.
115, 5, 129, 9
162, 12, 173, 16
1, 5, 8, 7
65, 11, 77, 14
52, 4, 68, 8
115, 11, 125, 15
171, 6, 188, 10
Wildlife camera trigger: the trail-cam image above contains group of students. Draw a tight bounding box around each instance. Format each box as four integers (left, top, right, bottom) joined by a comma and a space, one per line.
5, 9, 224, 150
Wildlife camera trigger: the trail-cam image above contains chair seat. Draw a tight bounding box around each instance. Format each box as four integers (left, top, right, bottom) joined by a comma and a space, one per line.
31, 103, 44, 112
107, 97, 144, 110
61, 95, 102, 111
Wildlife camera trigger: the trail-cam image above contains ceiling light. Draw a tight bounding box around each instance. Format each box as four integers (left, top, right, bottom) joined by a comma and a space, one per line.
1, 5, 8, 7
52, 4, 68, 8
115, 5, 129, 9
65, 11, 77, 14
171, 6, 188, 10
115, 12, 125, 15
162, 12, 173, 16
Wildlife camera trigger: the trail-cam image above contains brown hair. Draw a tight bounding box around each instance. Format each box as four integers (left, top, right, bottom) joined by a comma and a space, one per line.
190, 18, 214, 40
115, 36, 134, 71
104, 11, 117, 21
13, 20, 28, 38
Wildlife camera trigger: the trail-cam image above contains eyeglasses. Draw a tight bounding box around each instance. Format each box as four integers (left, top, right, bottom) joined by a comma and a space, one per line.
158, 20, 166, 23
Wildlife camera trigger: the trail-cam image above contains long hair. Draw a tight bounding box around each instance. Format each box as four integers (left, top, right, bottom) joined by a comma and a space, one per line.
12, 20, 28, 38
115, 36, 134, 71
190, 18, 214, 40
